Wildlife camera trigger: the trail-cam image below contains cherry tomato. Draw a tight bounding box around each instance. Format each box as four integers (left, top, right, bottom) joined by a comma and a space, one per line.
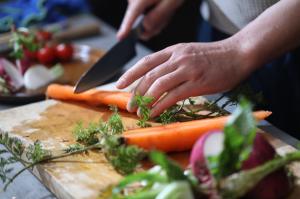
23, 48, 38, 60
55, 43, 74, 62
37, 46, 56, 65
36, 30, 52, 41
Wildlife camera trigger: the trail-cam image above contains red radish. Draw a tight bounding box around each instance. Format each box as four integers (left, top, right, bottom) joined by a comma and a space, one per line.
0, 58, 24, 90
190, 131, 224, 185
190, 131, 291, 199
0, 63, 5, 75
242, 133, 291, 199
16, 58, 31, 75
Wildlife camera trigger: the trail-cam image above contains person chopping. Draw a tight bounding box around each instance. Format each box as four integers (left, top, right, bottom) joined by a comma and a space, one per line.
116, 0, 300, 137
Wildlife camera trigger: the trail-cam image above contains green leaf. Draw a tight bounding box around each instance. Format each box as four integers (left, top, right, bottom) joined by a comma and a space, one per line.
150, 151, 186, 181
207, 98, 257, 180
115, 171, 167, 191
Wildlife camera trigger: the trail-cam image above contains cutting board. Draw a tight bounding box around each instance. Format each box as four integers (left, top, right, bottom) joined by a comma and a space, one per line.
0, 92, 299, 198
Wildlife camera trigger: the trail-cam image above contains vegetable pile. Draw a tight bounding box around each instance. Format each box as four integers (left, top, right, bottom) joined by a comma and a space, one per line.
0, 28, 74, 94
103, 99, 298, 199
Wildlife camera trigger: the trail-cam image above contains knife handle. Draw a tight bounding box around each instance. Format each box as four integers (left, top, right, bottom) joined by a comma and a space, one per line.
131, 6, 154, 38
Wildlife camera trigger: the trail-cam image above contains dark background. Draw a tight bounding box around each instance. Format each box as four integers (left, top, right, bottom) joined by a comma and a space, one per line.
88, 0, 201, 51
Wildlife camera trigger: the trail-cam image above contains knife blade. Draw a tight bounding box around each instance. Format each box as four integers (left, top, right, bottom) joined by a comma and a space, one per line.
74, 21, 143, 93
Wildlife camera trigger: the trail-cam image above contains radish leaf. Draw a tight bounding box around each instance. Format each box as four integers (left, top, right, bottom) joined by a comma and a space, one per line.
207, 98, 257, 180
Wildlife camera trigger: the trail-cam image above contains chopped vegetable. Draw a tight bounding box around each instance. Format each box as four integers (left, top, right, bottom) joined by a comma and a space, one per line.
123, 111, 271, 152
46, 84, 131, 110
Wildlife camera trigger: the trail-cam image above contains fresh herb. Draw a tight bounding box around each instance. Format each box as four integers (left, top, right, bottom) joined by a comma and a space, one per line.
64, 143, 85, 153
0, 131, 102, 191
102, 136, 146, 174
71, 106, 145, 174
207, 98, 257, 181
9, 29, 40, 59
133, 94, 153, 128
73, 121, 100, 145
107, 105, 124, 135
26, 140, 51, 163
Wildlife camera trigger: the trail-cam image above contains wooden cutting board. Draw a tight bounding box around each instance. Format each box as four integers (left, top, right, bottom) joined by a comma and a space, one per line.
0, 96, 299, 198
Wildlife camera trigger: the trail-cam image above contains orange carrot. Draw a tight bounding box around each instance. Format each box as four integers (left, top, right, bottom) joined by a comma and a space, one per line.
123, 111, 271, 152
46, 84, 131, 110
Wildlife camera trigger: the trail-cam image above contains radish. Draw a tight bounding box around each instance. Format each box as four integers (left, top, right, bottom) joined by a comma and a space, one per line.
190, 131, 224, 185
242, 133, 291, 199
0, 58, 24, 90
24, 64, 63, 90
16, 58, 31, 75
190, 131, 291, 199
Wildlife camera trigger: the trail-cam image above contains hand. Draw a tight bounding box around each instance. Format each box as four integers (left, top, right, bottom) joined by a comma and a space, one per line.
116, 38, 254, 117
117, 0, 184, 40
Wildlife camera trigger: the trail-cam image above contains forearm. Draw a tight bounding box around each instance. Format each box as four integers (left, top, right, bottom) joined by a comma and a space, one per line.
233, 0, 300, 73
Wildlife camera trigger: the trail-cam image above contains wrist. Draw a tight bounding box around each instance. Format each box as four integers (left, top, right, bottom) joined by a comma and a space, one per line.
229, 32, 261, 78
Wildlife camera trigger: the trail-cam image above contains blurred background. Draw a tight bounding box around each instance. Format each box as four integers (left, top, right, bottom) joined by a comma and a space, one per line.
0, 0, 201, 51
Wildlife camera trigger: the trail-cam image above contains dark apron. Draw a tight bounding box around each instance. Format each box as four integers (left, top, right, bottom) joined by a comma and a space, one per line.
198, 19, 300, 138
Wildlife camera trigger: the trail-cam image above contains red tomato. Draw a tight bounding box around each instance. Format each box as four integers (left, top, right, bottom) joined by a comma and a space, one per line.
36, 30, 52, 41
37, 46, 56, 65
55, 43, 74, 62
23, 48, 38, 60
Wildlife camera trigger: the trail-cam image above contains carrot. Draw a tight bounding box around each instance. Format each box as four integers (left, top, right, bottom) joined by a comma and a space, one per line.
46, 84, 131, 110
123, 111, 271, 152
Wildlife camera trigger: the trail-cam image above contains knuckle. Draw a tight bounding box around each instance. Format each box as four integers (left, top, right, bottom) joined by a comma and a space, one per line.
144, 71, 156, 82
153, 79, 165, 90
142, 55, 152, 65
177, 55, 189, 63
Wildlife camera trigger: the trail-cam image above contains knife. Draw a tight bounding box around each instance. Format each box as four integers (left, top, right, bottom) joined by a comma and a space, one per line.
74, 18, 144, 93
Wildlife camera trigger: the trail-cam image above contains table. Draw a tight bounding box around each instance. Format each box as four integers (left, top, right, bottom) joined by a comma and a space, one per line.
0, 15, 298, 199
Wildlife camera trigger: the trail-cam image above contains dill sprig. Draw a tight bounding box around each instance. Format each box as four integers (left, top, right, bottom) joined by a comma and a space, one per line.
72, 122, 100, 145
71, 105, 145, 174
132, 95, 154, 128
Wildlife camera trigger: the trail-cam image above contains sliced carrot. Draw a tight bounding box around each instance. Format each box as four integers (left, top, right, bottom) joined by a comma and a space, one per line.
46, 84, 131, 110
123, 111, 271, 152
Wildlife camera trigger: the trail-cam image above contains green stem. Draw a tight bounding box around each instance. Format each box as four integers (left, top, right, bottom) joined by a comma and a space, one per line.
3, 143, 102, 191
3, 163, 33, 191
221, 151, 300, 199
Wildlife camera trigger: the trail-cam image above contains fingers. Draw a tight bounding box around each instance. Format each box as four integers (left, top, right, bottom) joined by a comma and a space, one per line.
127, 61, 178, 112
117, 2, 146, 40
116, 50, 171, 89
141, 0, 174, 40
144, 69, 185, 102
150, 82, 198, 117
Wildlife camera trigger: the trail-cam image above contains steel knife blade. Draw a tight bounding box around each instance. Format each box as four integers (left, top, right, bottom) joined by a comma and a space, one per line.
74, 22, 142, 93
